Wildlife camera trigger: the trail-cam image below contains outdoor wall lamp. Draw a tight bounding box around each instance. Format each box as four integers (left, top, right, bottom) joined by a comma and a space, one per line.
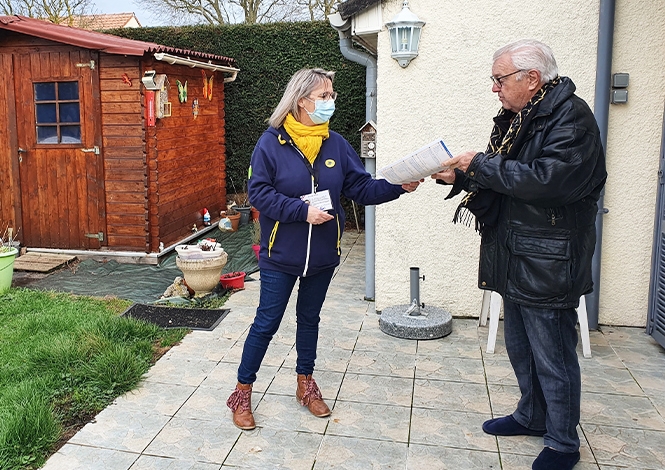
385, 0, 425, 68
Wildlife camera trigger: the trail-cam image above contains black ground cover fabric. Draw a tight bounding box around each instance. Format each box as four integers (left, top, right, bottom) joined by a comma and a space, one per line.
122, 304, 230, 330
30, 224, 258, 304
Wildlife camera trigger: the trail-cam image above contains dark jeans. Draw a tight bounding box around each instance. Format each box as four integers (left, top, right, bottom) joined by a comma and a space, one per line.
503, 299, 581, 453
237, 267, 335, 385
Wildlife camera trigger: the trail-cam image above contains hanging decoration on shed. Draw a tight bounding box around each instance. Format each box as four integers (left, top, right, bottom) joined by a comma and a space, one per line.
202, 70, 214, 100
176, 79, 188, 103
121, 73, 132, 86
192, 98, 199, 119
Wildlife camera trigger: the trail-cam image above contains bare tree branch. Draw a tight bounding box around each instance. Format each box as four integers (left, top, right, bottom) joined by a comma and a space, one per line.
1, 0, 93, 22
139, 0, 328, 25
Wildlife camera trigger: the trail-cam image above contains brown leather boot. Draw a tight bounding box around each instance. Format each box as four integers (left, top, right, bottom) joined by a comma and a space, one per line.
226, 382, 256, 430
296, 374, 331, 417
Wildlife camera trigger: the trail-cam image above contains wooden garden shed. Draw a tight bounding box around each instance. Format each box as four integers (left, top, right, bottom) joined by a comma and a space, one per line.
0, 15, 239, 257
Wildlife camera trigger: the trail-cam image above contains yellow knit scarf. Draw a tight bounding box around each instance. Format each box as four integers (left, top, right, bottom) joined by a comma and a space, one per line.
284, 113, 329, 165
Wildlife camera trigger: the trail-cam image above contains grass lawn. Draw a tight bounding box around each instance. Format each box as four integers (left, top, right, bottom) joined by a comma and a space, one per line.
0, 288, 188, 470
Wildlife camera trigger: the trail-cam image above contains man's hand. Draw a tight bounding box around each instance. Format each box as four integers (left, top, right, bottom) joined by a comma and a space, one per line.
306, 205, 334, 225
401, 179, 424, 192
430, 168, 456, 184
445, 150, 478, 172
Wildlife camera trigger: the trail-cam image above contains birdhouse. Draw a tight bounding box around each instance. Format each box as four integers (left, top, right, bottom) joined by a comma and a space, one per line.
359, 121, 377, 159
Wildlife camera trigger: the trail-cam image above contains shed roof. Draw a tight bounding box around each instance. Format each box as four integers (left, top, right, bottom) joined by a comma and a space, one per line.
338, 0, 381, 20
0, 15, 237, 68
69, 13, 142, 30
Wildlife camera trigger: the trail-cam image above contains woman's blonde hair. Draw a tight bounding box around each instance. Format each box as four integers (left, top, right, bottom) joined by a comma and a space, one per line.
268, 68, 335, 128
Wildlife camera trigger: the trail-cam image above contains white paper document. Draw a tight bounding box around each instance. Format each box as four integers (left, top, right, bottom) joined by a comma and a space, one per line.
300, 189, 333, 211
376, 139, 454, 185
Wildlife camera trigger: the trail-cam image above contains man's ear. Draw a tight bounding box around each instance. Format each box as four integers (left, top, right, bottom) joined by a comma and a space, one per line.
527, 70, 542, 90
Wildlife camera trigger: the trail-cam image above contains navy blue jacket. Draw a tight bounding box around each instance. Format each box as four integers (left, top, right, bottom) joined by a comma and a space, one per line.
248, 126, 405, 277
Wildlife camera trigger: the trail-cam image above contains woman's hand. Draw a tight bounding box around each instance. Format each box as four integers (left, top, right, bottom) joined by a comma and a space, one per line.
401, 179, 424, 193
307, 206, 334, 225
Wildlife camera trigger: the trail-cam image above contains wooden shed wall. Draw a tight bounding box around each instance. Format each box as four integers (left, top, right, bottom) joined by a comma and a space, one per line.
99, 53, 148, 252
144, 60, 227, 251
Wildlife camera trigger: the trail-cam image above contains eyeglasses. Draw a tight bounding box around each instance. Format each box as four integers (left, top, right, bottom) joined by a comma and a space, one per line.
490, 70, 524, 88
309, 91, 337, 101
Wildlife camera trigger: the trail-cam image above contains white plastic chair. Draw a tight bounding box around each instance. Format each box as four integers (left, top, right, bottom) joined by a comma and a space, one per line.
480, 291, 591, 358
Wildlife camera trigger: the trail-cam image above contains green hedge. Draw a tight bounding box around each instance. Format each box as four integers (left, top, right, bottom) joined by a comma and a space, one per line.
110, 22, 367, 190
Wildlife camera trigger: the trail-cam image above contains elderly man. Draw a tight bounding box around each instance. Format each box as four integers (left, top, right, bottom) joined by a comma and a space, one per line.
432, 39, 606, 470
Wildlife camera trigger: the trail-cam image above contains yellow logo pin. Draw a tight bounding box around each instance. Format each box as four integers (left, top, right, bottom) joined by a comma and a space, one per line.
325, 159, 336, 168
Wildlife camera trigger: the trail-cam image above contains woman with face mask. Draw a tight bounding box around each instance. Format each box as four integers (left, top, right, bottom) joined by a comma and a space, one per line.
226, 68, 422, 430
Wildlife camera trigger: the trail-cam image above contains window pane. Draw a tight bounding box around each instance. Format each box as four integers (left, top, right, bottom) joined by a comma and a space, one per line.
36, 126, 58, 143
59, 103, 80, 123
36, 103, 57, 124
58, 82, 79, 101
34, 83, 56, 101
61, 125, 81, 143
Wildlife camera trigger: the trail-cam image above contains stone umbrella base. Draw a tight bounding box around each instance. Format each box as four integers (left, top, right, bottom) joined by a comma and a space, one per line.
379, 304, 453, 340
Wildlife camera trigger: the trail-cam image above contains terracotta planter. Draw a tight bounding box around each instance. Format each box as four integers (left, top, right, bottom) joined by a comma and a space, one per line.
220, 271, 245, 290
176, 251, 228, 296
227, 213, 241, 232
250, 207, 260, 221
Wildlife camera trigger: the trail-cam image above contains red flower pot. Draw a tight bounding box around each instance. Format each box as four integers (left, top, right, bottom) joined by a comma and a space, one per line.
220, 271, 245, 289
252, 244, 260, 260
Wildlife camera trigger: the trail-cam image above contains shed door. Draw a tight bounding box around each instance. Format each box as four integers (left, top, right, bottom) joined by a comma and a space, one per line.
13, 49, 105, 249
648, 102, 665, 349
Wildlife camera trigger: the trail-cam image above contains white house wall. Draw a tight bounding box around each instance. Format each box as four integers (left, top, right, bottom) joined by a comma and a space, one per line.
373, 0, 665, 326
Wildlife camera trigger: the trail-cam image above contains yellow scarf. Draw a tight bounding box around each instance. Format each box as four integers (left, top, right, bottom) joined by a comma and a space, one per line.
284, 113, 329, 165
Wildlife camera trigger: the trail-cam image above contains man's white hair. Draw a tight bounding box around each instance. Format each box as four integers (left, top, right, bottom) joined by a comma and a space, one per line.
493, 39, 559, 83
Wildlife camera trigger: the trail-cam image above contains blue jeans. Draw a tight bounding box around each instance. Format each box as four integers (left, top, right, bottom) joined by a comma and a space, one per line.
503, 299, 581, 453
237, 267, 335, 385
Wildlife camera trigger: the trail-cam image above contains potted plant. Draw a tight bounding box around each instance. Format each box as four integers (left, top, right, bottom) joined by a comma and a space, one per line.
224, 207, 241, 232
250, 219, 261, 260
0, 227, 19, 293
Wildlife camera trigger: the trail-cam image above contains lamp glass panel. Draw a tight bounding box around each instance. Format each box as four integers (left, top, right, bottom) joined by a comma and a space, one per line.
411, 28, 421, 52
389, 28, 398, 53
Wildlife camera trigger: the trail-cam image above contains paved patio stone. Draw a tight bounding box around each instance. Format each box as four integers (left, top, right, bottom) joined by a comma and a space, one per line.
253, 393, 330, 433
130, 455, 221, 469
42, 444, 139, 470
143, 356, 218, 387
583, 424, 665, 469
142, 417, 240, 463
406, 444, 501, 469
314, 435, 408, 470
113, 382, 197, 417
223, 427, 323, 469
409, 408, 496, 451
40, 232, 665, 470
412, 379, 491, 414
415, 355, 486, 383
346, 349, 416, 377
338, 373, 414, 407
581, 392, 665, 430
69, 408, 170, 453
264, 367, 344, 401
326, 401, 411, 442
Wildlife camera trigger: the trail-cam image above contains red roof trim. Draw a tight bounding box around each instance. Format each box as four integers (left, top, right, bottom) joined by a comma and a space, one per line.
0, 15, 237, 68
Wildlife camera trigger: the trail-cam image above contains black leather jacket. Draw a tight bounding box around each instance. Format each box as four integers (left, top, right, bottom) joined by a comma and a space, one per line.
462, 77, 607, 308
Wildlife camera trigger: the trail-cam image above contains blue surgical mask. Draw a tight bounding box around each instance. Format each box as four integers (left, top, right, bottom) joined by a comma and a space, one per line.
306, 99, 335, 124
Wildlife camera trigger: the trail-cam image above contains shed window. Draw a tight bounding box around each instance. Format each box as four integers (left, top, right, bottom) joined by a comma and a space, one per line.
34, 81, 81, 144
